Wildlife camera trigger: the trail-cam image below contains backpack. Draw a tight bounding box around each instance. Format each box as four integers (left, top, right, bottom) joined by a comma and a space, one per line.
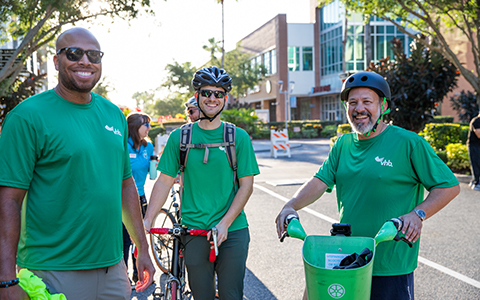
179, 122, 238, 192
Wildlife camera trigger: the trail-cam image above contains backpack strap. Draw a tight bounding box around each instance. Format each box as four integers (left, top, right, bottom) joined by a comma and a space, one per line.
223, 122, 238, 192
179, 123, 193, 172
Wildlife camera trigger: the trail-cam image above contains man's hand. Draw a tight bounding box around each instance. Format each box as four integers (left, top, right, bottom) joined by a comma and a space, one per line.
134, 250, 155, 292
398, 211, 423, 243
275, 205, 298, 239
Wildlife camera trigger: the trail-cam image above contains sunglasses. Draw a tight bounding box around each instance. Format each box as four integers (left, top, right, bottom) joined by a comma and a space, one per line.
143, 122, 151, 128
199, 89, 226, 99
188, 108, 198, 115
56, 47, 104, 64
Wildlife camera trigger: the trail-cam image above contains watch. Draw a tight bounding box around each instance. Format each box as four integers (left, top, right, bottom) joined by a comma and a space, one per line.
413, 208, 426, 221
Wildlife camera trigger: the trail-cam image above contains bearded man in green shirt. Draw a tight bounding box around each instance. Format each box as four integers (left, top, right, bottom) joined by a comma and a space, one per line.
276, 71, 460, 300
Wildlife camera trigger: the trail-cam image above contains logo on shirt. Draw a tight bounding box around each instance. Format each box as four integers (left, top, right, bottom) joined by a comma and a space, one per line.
105, 125, 122, 137
219, 146, 225, 152
375, 156, 393, 167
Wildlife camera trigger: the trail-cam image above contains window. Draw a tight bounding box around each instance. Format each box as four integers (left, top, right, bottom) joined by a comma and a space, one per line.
263, 51, 271, 74
321, 95, 344, 121
288, 47, 300, 71
271, 49, 277, 74
302, 47, 313, 71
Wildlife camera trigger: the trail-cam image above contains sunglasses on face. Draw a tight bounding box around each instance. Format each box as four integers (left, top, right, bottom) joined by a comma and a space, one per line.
199, 89, 226, 99
56, 47, 104, 64
188, 108, 198, 115
143, 122, 151, 129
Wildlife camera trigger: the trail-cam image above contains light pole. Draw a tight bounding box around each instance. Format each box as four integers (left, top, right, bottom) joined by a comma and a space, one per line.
278, 80, 295, 130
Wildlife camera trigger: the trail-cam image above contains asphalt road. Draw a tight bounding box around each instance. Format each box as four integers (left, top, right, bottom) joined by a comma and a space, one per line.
131, 139, 480, 300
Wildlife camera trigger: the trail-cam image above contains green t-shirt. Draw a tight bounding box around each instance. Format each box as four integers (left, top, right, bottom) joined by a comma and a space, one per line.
0, 90, 131, 270
159, 122, 259, 231
315, 125, 458, 276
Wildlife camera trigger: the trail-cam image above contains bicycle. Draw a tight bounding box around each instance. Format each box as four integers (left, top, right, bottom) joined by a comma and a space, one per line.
149, 186, 218, 300
281, 216, 412, 300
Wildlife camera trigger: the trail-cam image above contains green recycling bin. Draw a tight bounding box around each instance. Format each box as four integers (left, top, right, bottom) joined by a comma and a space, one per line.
286, 218, 401, 300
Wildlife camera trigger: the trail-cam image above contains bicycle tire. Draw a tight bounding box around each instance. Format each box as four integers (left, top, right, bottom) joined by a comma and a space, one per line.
150, 208, 176, 273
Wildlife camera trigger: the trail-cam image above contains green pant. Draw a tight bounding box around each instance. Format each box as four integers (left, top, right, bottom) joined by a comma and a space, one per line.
183, 227, 250, 300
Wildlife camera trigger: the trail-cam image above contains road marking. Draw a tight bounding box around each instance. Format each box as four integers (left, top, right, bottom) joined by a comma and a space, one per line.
254, 183, 480, 290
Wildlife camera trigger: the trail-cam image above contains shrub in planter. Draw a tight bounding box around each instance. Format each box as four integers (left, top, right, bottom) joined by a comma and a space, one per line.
337, 124, 352, 136
419, 123, 468, 151
446, 143, 470, 173
322, 125, 338, 138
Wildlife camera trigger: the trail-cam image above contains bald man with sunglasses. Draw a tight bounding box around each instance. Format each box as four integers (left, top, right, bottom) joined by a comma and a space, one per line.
0, 27, 154, 300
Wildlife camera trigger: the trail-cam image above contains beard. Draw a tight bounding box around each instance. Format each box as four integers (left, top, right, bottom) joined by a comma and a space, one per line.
347, 106, 381, 135
58, 64, 101, 93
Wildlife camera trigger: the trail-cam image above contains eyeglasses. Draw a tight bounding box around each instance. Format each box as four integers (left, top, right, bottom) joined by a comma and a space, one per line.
199, 89, 226, 99
143, 122, 151, 128
56, 47, 104, 64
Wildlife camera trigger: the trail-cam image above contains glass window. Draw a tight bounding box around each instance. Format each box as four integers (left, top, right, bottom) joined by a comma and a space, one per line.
355, 25, 364, 34
376, 36, 385, 60
302, 47, 313, 71
346, 62, 354, 71
356, 62, 364, 70
288, 47, 299, 71
387, 35, 395, 58
346, 35, 354, 61
263, 51, 271, 74
347, 25, 354, 34
355, 35, 364, 60
377, 26, 384, 34
386, 26, 395, 34
271, 49, 277, 74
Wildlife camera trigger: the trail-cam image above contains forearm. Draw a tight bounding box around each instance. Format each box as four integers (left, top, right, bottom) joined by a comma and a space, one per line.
0, 187, 26, 281
217, 176, 254, 229
286, 177, 328, 211
414, 185, 460, 220
121, 177, 148, 252
144, 173, 175, 228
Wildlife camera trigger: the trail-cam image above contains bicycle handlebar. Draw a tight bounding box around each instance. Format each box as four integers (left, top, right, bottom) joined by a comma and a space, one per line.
149, 226, 218, 262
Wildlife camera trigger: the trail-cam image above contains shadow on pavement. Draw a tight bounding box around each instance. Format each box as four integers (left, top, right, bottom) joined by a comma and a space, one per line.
130, 269, 276, 300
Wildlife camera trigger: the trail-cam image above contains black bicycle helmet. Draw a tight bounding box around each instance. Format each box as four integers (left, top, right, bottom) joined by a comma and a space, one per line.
192, 66, 232, 92
340, 71, 391, 101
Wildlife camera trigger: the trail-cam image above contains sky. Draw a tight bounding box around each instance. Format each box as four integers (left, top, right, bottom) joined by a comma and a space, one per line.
51, 0, 312, 108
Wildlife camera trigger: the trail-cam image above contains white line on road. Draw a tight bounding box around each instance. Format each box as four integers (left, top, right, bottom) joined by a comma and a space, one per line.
254, 183, 480, 290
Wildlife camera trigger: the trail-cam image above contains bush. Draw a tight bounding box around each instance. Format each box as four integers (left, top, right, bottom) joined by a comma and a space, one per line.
222, 108, 259, 135
446, 143, 470, 172
322, 125, 338, 138
419, 123, 468, 151
337, 124, 352, 135
148, 125, 166, 146
430, 116, 455, 123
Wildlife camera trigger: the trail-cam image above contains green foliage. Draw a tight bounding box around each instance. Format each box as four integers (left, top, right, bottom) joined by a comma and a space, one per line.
147, 124, 166, 147
446, 143, 470, 172
221, 108, 259, 135
0, 72, 46, 125
92, 77, 114, 101
322, 124, 338, 138
337, 123, 352, 134
419, 123, 469, 151
369, 36, 458, 132
152, 92, 186, 117
450, 90, 479, 123
161, 61, 197, 94
430, 116, 455, 124
320, 0, 480, 106
0, 0, 154, 92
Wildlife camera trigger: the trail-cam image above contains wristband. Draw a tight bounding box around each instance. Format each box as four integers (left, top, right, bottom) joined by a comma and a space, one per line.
0, 278, 19, 288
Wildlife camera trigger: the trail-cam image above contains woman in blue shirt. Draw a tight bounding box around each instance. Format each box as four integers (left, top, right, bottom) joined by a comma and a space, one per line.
124, 112, 155, 286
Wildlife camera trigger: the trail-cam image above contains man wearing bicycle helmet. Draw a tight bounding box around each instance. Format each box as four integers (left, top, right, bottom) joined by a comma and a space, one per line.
184, 96, 200, 122
145, 66, 259, 300
276, 71, 460, 300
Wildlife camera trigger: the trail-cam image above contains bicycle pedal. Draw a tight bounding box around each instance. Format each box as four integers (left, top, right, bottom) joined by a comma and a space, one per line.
152, 287, 164, 300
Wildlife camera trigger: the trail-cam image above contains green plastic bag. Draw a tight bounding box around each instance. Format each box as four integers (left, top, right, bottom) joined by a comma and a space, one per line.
17, 269, 67, 300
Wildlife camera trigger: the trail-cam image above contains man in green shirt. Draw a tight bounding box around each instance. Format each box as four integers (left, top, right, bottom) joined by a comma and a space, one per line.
0, 27, 154, 299
145, 66, 259, 300
275, 71, 460, 299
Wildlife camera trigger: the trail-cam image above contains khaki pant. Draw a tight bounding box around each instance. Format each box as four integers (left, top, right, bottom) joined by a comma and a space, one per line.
28, 260, 130, 300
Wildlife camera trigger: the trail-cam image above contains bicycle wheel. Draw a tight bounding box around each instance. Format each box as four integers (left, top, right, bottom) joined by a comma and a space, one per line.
150, 208, 176, 273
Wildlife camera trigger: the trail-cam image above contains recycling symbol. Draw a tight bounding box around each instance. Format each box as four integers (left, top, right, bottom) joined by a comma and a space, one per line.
328, 283, 345, 299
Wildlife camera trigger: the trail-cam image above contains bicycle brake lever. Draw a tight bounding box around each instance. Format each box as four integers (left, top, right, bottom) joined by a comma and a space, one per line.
394, 233, 413, 248
212, 227, 219, 256
280, 231, 289, 243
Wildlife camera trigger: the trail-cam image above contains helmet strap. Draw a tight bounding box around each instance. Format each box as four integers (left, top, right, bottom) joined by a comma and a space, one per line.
196, 94, 226, 122
364, 97, 390, 137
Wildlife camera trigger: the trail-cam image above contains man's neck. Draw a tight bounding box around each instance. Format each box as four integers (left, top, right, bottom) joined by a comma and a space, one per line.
357, 122, 388, 140
54, 85, 92, 104
198, 117, 222, 130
